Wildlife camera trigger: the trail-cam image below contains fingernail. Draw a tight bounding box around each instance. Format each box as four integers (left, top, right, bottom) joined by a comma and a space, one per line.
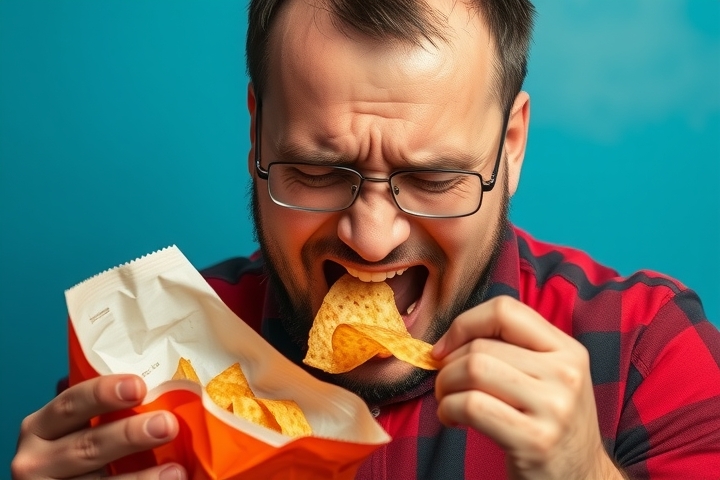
159, 465, 184, 480
116, 378, 141, 402
144, 413, 171, 439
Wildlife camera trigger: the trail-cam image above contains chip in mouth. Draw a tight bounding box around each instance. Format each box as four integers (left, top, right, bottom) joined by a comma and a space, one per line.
323, 261, 428, 316
303, 274, 439, 373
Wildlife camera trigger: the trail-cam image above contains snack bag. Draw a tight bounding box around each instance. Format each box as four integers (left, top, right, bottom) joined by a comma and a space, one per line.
65, 246, 390, 479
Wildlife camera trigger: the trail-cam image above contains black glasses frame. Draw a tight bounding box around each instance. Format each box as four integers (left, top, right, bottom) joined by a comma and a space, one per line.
254, 98, 510, 218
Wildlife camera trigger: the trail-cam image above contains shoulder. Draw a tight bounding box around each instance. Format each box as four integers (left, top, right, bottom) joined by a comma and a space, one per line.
201, 252, 267, 333
514, 226, 694, 330
514, 225, 718, 378
201, 253, 264, 283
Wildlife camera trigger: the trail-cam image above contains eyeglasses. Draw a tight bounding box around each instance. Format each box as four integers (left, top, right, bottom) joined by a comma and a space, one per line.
254, 100, 509, 218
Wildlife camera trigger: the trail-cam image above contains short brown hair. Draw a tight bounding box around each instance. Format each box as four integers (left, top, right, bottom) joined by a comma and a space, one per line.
246, 0, 535, 113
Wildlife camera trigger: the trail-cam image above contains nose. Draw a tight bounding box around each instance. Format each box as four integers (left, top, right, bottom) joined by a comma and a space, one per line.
336, 182, 411, 262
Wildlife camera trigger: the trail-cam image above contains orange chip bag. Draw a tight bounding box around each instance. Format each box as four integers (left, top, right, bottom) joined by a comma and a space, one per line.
303, 274, 439, 373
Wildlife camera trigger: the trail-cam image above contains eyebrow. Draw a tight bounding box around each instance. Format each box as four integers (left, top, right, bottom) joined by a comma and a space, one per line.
274, 143, 353, 166
274, 142, 491, 171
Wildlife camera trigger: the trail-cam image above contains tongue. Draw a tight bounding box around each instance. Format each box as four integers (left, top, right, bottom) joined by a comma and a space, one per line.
385, 267, 424, 315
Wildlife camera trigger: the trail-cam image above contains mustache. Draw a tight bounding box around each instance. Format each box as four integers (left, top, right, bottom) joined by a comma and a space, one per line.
301, 236, 446, 272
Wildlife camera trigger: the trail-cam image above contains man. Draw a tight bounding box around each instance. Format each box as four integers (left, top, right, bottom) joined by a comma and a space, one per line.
12, 0, 720, 479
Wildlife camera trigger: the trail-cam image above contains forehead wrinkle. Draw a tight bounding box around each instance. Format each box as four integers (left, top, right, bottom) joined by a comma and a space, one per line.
265, 92, 504, 173
268, 98, 502, 172
274, 128, 494, 172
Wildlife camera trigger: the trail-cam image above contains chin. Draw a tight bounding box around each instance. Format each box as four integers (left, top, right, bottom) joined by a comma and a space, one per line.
319, 355, 434, 405
343, 355, 416, 381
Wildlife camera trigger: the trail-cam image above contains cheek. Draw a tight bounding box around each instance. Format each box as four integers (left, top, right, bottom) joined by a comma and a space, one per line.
257, 193, 334, 284
260, 199, 317, 257
433, 220, 488, 265
428, 214, 499, 293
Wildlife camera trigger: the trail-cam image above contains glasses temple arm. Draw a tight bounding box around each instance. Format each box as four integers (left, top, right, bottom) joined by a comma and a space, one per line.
482, 107, 511, 192
254, 98, 269, 179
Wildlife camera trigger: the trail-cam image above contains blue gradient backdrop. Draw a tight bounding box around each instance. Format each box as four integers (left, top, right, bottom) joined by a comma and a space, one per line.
1, 0, 718, 470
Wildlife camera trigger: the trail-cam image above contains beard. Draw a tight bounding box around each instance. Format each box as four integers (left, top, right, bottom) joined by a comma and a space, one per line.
250, 168, 510, 405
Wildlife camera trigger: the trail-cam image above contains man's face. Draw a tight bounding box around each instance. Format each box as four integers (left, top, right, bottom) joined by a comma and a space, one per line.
249, 0, 528, 403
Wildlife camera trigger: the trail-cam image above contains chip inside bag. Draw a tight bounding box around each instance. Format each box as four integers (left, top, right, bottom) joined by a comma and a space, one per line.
65, 246, 390, 479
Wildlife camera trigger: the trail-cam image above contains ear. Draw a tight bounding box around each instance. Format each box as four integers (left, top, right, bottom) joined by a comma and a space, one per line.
504, 91, 530, 197
247, 83, 258, 177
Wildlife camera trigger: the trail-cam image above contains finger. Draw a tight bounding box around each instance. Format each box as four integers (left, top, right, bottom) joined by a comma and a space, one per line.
74, 463, 187, 480
41, 410, 179, 479
437, 389, 536, 453
433, 296, 564, 359
441, 337, 547, 379
436, 351, 545, 413
71, 468, 108, 480
30, 374, 145, 440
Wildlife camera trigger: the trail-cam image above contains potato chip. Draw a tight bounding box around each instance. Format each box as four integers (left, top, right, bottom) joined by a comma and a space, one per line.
257, 398, 313, 437
174, 359, 312, 438
231, 396, 281, 432
303, 274, 439, 373
205, 363, 254, 410
334, 324, 439, 371
171, 357, 201, 384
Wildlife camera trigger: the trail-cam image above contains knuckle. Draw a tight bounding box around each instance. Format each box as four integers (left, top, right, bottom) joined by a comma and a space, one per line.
18, 413, 36, 437
10, 452, 34, 479
459, 391, 485, 423
492, 295, 515, 318
93, 377, 109, 404
546, 393, 573, 422
452, 313, 472, 338
73, 428, 102, 462
51, 380, 100, 422
468, 338, 485, 354
55, 389, 79, 419
556, 362, 584, 392
466, 353, 489, 383
125, 414, 145, 445
527, 423, 560, 457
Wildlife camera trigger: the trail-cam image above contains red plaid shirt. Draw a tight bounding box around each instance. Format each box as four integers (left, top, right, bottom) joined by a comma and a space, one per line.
203, 225, 720, 479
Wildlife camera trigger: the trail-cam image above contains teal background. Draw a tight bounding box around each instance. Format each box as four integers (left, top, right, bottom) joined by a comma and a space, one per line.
1, 0, 718, 471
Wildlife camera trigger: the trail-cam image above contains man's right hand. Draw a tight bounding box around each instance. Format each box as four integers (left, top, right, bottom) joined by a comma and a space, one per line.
11, 374, 187, 480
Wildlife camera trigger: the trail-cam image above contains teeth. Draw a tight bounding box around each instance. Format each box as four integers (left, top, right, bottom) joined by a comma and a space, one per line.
357, 270, 373, 282
405, 301, 417, 315
371, 271, 386, 282
346, 266, 408, 282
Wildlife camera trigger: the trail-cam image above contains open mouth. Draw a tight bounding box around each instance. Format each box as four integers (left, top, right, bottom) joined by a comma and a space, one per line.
323, 261, 429, 318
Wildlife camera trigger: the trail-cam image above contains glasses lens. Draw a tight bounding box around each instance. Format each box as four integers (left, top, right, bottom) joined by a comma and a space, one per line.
391, 171, 483, 217
267, 163, 360, 211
